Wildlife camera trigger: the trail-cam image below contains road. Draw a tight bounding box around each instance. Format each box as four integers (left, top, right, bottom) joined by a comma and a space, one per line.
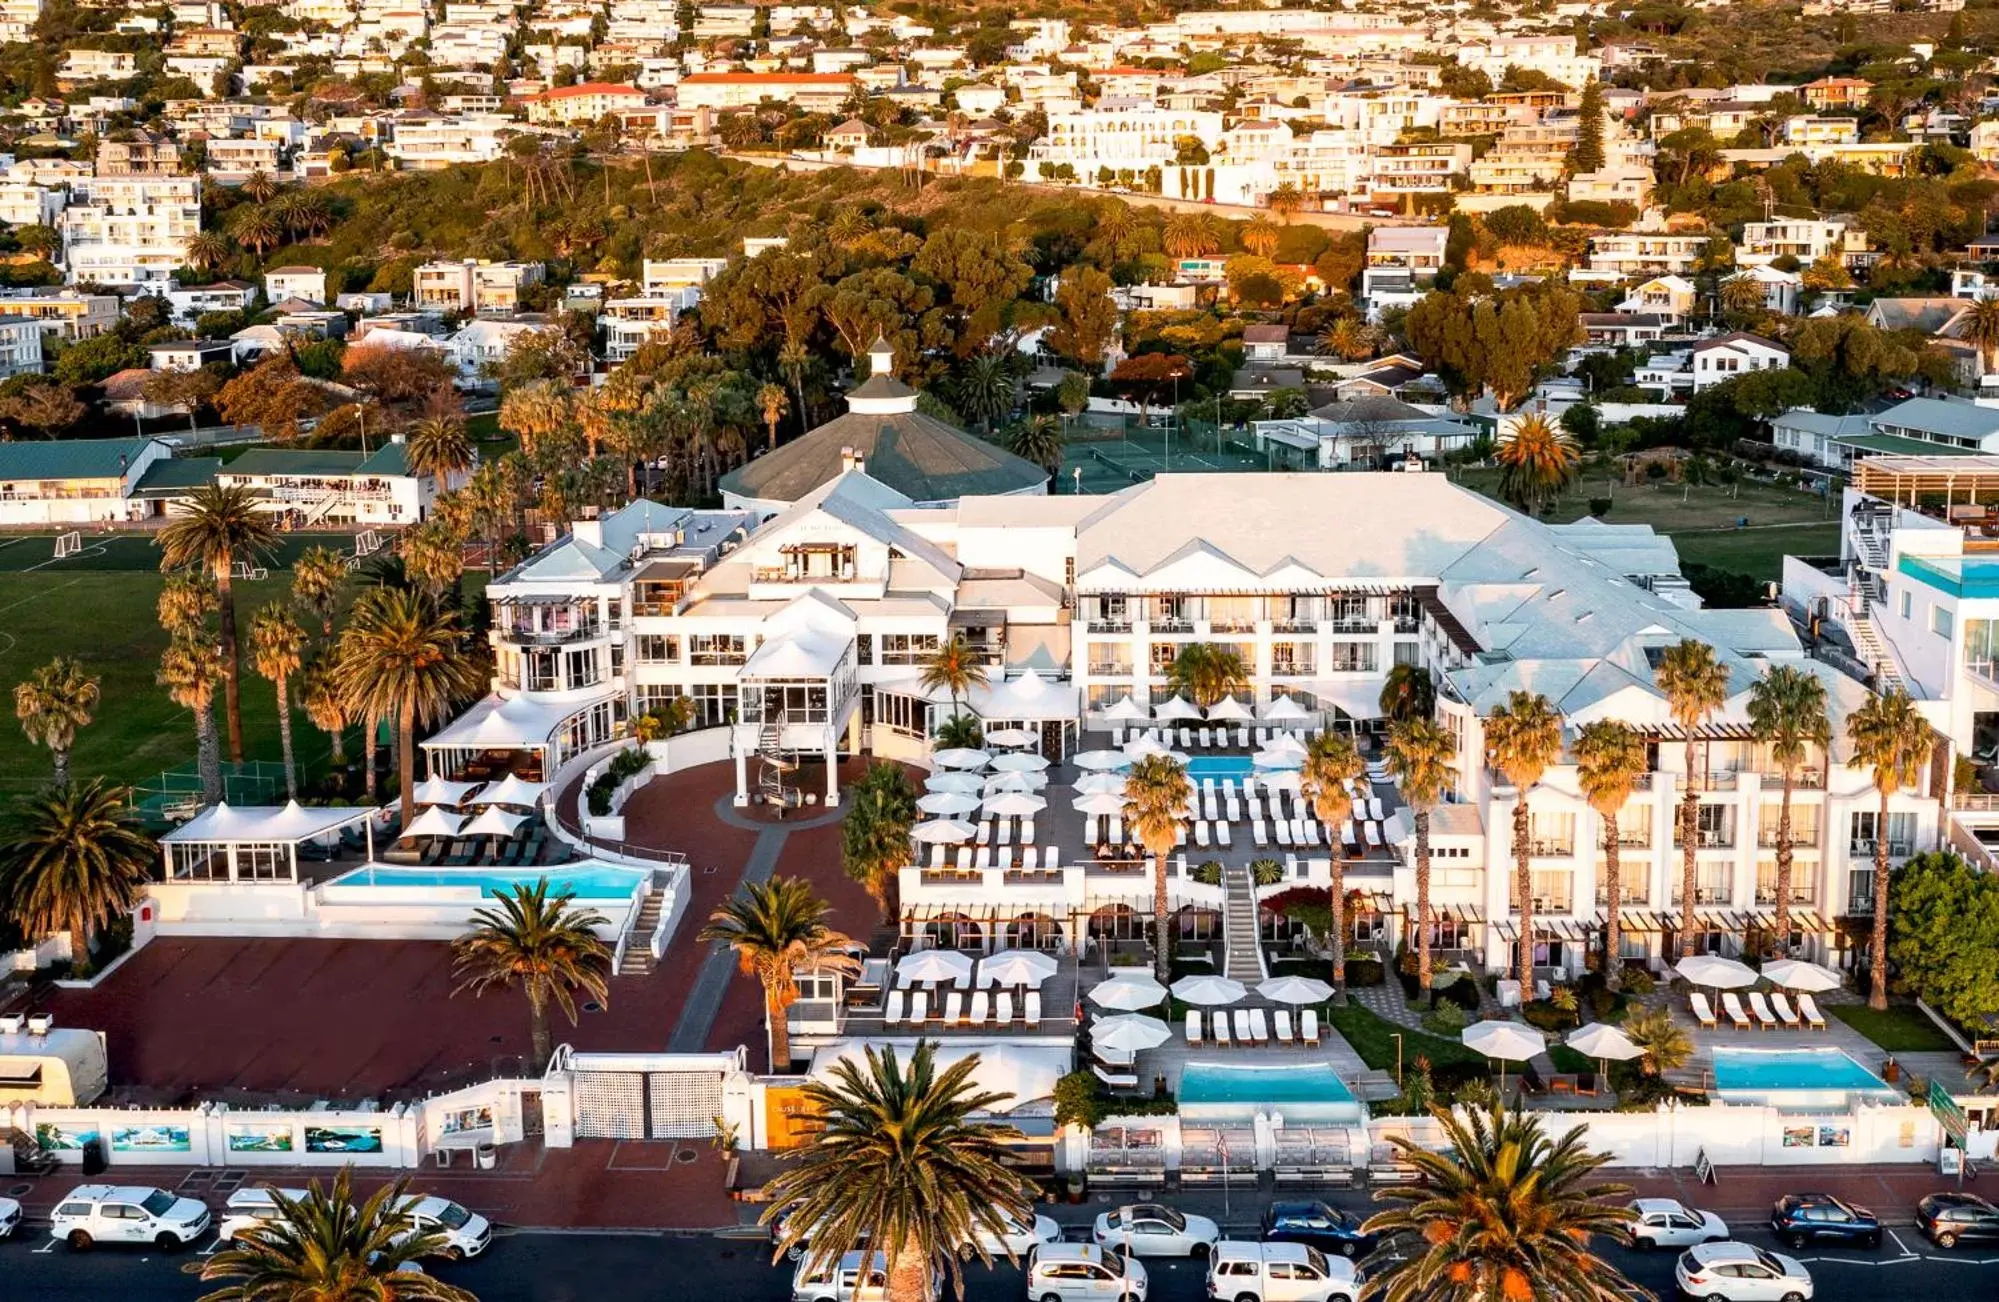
10, 1195, 1999, 1301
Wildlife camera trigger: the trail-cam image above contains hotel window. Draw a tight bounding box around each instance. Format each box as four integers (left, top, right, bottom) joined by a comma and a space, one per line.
689, 634, 747, 665
1900, 590, 1912, 620
878, 633, 941, 666
635, 634, 680, 664
687, 683, 738, 728
564, 647, 600, 689
525, 649, 559, 691
1850, 809, 1915, 856
875, 691, 929, 739
1933, 605, 1954, 638
1326, 642, 1377, 673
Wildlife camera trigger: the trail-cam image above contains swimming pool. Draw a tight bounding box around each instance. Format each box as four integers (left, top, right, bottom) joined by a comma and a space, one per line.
327, 862, 649, 900
1178, 1060, 1362, 1121
1185, 756, 1257, 781
1710, 1047, 1903, 1109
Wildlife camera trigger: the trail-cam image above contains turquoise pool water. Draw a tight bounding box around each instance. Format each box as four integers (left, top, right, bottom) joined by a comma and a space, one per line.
1710, 1047, 1902, 1108
1185, 756, 1257, 780
329, 863, 648, 900
1178, 1061, 1361, 1120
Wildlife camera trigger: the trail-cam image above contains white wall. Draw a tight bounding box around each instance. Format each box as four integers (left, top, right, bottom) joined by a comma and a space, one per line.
5, 1099, 424, 1168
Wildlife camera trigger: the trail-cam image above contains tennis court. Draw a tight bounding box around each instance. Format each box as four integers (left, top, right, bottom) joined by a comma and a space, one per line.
0, 530, 366, 574
1062, 422, 1272, 493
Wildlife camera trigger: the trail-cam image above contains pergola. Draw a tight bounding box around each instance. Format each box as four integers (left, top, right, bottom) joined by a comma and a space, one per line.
159, 801, 378, 884
1855, 455, 1999, 508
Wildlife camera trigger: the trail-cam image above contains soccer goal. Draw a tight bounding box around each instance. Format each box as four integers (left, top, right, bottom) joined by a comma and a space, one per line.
354, 529, 383, 558
52, 531, 81, 559
231, 560, 270, 581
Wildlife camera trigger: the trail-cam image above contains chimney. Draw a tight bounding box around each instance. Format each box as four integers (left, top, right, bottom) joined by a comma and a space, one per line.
839, 446, 856, 474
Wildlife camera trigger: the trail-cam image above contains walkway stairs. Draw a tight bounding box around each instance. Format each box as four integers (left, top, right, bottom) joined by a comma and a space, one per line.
616, 881, 671, 977
1221, 866, 1267, 981
755, 720, 796, 807
1848, 615, 1906, 693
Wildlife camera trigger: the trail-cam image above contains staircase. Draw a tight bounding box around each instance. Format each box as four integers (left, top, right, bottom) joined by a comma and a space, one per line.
618, 886, 670, 976
1849, 614, 1906, 693
1850, 522, 1888, 571
755, 719, 796, 807
1220, 865, 1267, 981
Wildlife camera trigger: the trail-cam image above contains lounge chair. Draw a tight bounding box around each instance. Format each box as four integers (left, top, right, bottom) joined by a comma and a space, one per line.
1364, 822, 1383, 849
1238, 727, 1252, 747
1225, 794, 1242, 822
1025, 991, 1042, 1028
1234, 1009, 1254, 1044
975, 847, 992, 870
1194, 821, 1210, 848
1217, 822, 1232, 848
1186, 1011, 1204, 1046
956, 846, 973, 870
1180, 728, 1195, 749
1019, 846, 1039, 871
1199, 727, 1213, 749
1721, 992, 1753, 1031
1301, 1009, 1321, 1047
996, 991, 1015, 1024
1022, 818, 1036, 844
1274, 1010, 1295, 1045
1689, 992, 1719, 1030
1771, 993, 1802, 1028
1175, 823, 1188, 847
1367, 797, 1387, 821
1044, 846, 1061, 870
1204, 792, 1219, 821
1109, 816, 1123, 846
1212, 1012, 1231, 1047
1302, 820, 1322, 847
909, 991, 931, 1024
1748, 992, 1778, 1030
969, 991, 990, 1026
1252, 820, 1269, 849
1798, 993, 1828, 1030
1111, 727, 1126, 747
1093, 1064, 1140, 1090
996, 819, 1011, 846
943, 992, 964, 1025
885, 990, 907, 1025
1247, 796, 1264, 822
1249, 1008, 1271, 1045
1275, 820, 1293, 848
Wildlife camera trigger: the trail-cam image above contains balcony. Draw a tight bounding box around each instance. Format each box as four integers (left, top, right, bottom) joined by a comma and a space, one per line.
1614, 830, 1652, 849
498, 620, 601, 646
1085, 612, 1132, 633
1755, 884, 1819, 906
1757, 828, 1821, 849
1151, 616, 1194, 634
1270, 660, 1316, 678
1849, 839, 1914, 858
1527, 837, 1574, 857
1595, 884, 1650, 907
1674, 827, 1735, 850
1209, 617, 1257, 633
1088, 662, 1133, 677
1271, 617, 1317, 634
1672, 884, 1735, 906
1328, 618, 1378, 635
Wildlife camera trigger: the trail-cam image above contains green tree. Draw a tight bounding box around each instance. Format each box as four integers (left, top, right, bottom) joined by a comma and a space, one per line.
332, 588, 482, 818
1165, 642, 1248, 709
1124, 753, 1192, 982
13, 654, 99, 787
842, 761, 917, 916
932, 713, 984, 751
952, 352, 1014, 432
405, 414, 474, 484
1004, 414, 1065, 477
1485, 691, 1563, 992
1378, 662, 1434, 723
1888, 852, 1999, 1025
1964, 298, 1999, 378
451, 879, 612, 1068
1387, 717, 1454, 991
157, 635, 224, 806
700, 876, 861, 1072
1847, 687, 1931, 1010
919, 634, 988, 726
1049, 265, 1119, 368
1623, 1005, 1693, 1077
1656, 640, 1730, 956
1403, 281, 1584, 410
1, 778, 154, 974
1301, 732, 1364, 997
912, 227, 1033, 350
1747, 664, 1829, 949
1571, 77, 1605, 175
1496, 412, 1580, 516
249, 604, 308, 800
157, 484, 279, 765
1574, 720, 1648, 989
53, 333, 145, 387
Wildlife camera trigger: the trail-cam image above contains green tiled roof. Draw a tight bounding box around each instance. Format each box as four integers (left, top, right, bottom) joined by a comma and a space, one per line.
0, 436, 155, 482
1836, 433, 1979, 458
224, 448, 369, 477
357, 442, 410, 476
719, 410, 1046, 504
132, 456, 222, 497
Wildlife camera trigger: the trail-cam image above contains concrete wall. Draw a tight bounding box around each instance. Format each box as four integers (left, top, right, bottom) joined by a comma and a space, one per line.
4, 1099, 425, 1169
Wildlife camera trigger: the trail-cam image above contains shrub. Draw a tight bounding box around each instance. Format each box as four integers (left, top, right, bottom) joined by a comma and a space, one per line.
1250, 857, 1284, 887
1053, 1071, 1106, 1128
1345, 956, 1385, 987
1421, 1001, 1469, 1034
1191, 861, 1223, 886
1433, 974, 1482, 1012
1521, 999, 1573, 1032
1623, 968, 1656, 996
1588, 496, 1613, 516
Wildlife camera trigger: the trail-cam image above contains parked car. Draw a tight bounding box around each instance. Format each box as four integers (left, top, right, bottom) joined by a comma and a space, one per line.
1768, 1194, 1881, 1248
217, 1187, 489, 1259
50, 1185, 211, 1250
1626, 1198, 1728, 1248
1094, 1204, 1222, 1258
792, 1249, 939, 1302
0, 1195, 19, 1238
1028, 1241, 1148, 1302
1916, 1192, 1999, 1247
1207, 1240, 1360, 1302
1259, 1201, 1376, 1258
970, 1212, 1062, 1256
1675, 1242, 1813, 1302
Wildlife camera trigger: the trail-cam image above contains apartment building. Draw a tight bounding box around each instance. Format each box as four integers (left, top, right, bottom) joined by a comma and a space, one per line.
1033, 102, 1225, 166
0, 0, 41, 43
384, 115, 513, 169
1368, 141, 1470, 199
413, 259, 546, 314
59, 175, 202, 289
206, 137, 285, 180
1360, 226, 1448, 318
58, 49, 138, 83
0, 180, 64, 230
96, 136, 182, 176
0, 289, 119, 339
642, 258, 728, 294
1737, 218, 1874, 270
674, 71, 855, 112
524, 82, 649, 125
603, 290, 698, 362
1585, 231, 1716, 278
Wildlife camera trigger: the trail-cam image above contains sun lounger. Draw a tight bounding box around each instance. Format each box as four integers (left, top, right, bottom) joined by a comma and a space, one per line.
1238, 727, 1251, 747
909, 991, 930, 1024
996, 991, 1014, 1024
1094, 1063, 1140, 1090
1721, 992, 1753, 1031
1274, 1010, 1295, 1045
1234, 1009, 1254, 1043
1798, 993, 1828, 1030
1771, 992, 1801, 1028
1302, 1009, 1321, 1047
1175, 823, 1188, 847
1180, 728, 1195, 749
976, 821, 992, 845
974, 847, 991, 870
969, 991, 990, 1026
885, 990, 906, 1025
1275, 820, 1293, 847
1212, 1011, 1231, 1047
1217, 822, 1232, 848
1249, 1009, 1271, 1045
1257, 729, 1272, 746
1748, 992, 1779, 1030
1025, 991, 1041, 1028
1045, 846, 1061, 869
943, 992, 964, 1024
1111, 727, 1126, 747
1367, 797, 1387, 821
1225, 794, 1242, 822
1252, 819, 1269, 849
1109, 816, 1123, 846
996, 819, 1011, 846
1247, 796, 1264, 821
955, 846, 973, 870
1204, 792, 1219, 821
1199, 728, 1213, 748
1186, 1011, 1203, 1045
1019, 846, 1038, 871
1194, 820, 1210, 848
1303, 820, 1322, 847
1364, 822, 1383, 848
1689, 992, 1718, 1030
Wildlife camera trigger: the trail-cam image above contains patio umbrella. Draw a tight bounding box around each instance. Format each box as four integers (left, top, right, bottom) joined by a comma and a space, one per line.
910, 819, 976, 844
411, 775, 480, 807
1762, 959, 1842, 993
1072, 792, 1130, 816
1264, 732, 1308, 755
1125, 736, 1190, 763
897, 949, 975, 985
398, 806, 463, 840
992, 751, 1051, 773
1565, 1023, 1644, 1079
1171, 974, 1247, 1005
917, 791, 979, 816
926, 772, 985, 794
986, 727, 1037, 748
981, 949, 1058, 987
1257, 975, 1334, 1004
1261, 696, 1312, 723
1463, 1020, 1547, 1095
472, 773, 546, 808
934, 748, 992, 770
1207, 696, 1254, 722
462, 806, 526, 840
983, 791, 1047, 817
1674, 955, 1759, 990
1258, 769, 1304, 793
1099, 695, 1150, 722
983, 771, 1046, 793
1074, 772, 1127, 795
1092, 1014, 1173, 1054
1089, 974, 1168, 1010
1074, 749, 1133, 772
1154, 695, 1201, 721
1254, 749, 1305, 770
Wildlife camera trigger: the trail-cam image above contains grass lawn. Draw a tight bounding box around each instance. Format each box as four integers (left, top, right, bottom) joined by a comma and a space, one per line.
1325, 999, 1487, 1072
1827, 1001, 1958, 1053
1670, 524, 1842, 581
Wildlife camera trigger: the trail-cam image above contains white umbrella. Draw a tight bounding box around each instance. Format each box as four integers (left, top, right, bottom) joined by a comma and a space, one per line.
472, 773, 546, 808
1072, 792, 1130, 816
992, 751, 1051, 773
1257, 975, 1334, 1004
983, 770, 1046, 793
1074, 772, 1127, 795
1566, 1022, 1644, 1082
1675, 955, 1759, 990
898, 949, 975, 984
1154, 695, 1201, 721
1762, 959, 1842, 993
910, 819, 976, 844
1264, 732, 1308, 755
1254, 749, 1305, 770
462, 806, 526, 839
1207, 696, 1254, 721
917, 791, 979, 816
1089, 974, 1168, 1010
412, 775, 480, 807
1125, 736, 1190, 763
1098, 695, 1150, 721
1093, 1013, 1173, 1053
934, 748, 992, 770
982, 949, 1058, 987
1463, 1020, 1547, 1094
1259, 770, 1304, 793
1074, 749, 1133, 772
1262, 696, 1312, 722
398, 806, 463, 840
926, 772, 985, 794
986, 727, 1036, 748
983, 791, 1047, 817
1171, 974, 1247, 1005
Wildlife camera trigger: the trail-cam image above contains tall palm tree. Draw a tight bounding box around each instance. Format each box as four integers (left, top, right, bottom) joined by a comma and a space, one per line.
157, 570, 218, 640
332, 588, 482, 817
954, 352, 1014, 433
700, 876, 861, 1072
1166, 642, 1248, 710
498, 378, 574, 457
1241, 218, 1280, 258
1317, 316, 1374, 362
1656, 639, 1730, 956
399, 520, 465, 599
1162, 211, 1218, 260
405, 414, 474, 484
230, 204, 283, 259
1719, 274, 1766, 319
1124, 753, 1192, 982
1495, 412, 1580, 516
2, 778, 154, 973
919, 635, 988, 728
1387, 717, 1453, 991
1003, 414, 1065, 478
451, 879, 611, 1068
1965, 297, 1999, 378
290, 545, 347, 637
249, 604, 307, 800
757, 381, 789, 452
1378, 662, 1435, 724
1747, 664, 1829, 950
1846, 687, 1930, 1010
13, 655, 99, 787
158, 636, 224, 805
241, 169, 280, 203
1484, 690, 1563, 993
1573, 719, 1647, 991
841, 760, 917, 916
299, 653, 348, 767
184, 229, 233, 273
1361, 1100, 1641, 1302
1301, 732, 1363, 998
158, 484, 278, 764
761, 1041, 1037, 1302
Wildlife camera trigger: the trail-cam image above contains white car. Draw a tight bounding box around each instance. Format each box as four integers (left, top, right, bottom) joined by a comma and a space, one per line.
0, 1195, 20, 1238
792, 1248, 940, 1302
217, 1187, 489, 1260
970, 1212, 1061, 1256
1093, 1204, 1222, 1258
1628, 1198, 1728, 1248
1028, 1241, 1149, 1302
1207, 1241, 1360, 1302
50, 1184, 211, 1250
1674, 1242, 1813, 1302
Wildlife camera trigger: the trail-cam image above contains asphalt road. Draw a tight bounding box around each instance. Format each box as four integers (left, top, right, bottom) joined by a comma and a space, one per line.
11, 1198, 1999, 1301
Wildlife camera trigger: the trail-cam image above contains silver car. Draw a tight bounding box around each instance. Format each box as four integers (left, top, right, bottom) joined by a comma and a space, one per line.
1628, 1198, 1728, 1248
1092, 1204, 1221, 1258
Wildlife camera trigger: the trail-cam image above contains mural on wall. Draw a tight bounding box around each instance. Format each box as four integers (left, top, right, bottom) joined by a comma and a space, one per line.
304, 1125, 383, 1154
34, 1122, 98, 1150
111, 1125, 191, 1153
227, 1125, 296, 1153
440, 1105, 494, 1135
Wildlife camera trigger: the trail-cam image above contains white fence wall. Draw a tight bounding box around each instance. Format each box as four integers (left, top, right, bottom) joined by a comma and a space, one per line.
4, 1100, 424, 1169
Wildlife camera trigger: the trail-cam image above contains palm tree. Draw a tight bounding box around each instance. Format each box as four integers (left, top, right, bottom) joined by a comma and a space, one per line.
451, 879, 611, 1068
1495, 412, 1580, 516
1317, 316, 1374, 362
158, 636, 224, 805
249, 604, 307, 800
1656, 639, 1730, 956
184, 229, 233, 273
1719, 274, 1766, 319
1847, 687, 1930, 1010
932, 713, 983, 751
399, 520, 465, 599
332, 588, 482, 817
1484, 690, 1563, 993
1747, 664, 1829, 950
1573, 719, 1647, 990
757, 381, 789, 452
842, 761, 917, 917
1301, 732, 1363, 998
700, 876, 861, 1071
1622, 1005, 1693, 1078
919, 635, 988, 729
1165, 642, 1248, 710
299, 653, 348, 767
1361, 1100, 1641, 1302
158, 484, 278, 764
13, 655, 99, 787
498, 378, 574, 457
1965, 297, 1999, 378
761, 1041, 1037, 1302
2, 778, 155, 974
230, 203, 283, 259
1162, 211, 1218, 260
1004, 414, 1065, 478
1241, 218, 1280, 258
1124, 753, 1192, 982
405, 414, 474, 484
1378, 662, 1434, 723
241, 169, 280, 203
290, 545, 346, 637
1386, 717, 1452, 991
954, 352, 1014, 432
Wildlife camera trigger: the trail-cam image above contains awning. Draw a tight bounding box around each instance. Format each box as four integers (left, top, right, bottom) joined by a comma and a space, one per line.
741, 628, 851, 679
422, 693, 583, 751
966, 669, 1079, 721
162, 800, 376, 845
807, 1041, 1069, 1112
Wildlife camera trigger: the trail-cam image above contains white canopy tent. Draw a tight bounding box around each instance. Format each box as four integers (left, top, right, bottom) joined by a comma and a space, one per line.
1207, 697, 1254, 721
421, 691, 610, 774
1096, 695, 1150, 722
411, 776, 482, 808
1154, 696, 1201, 722
472, 774, 547, 809
160, 801, 379, 885
399, 806, 465, 842
1261, 696, 1313, 725
959, 670, 1080, 760
807, 1041, 1065, 1114
461, 807, 528, 840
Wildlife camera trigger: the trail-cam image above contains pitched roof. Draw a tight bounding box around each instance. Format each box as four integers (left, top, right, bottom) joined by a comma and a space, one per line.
132, 455, 221, 497
719, 409, 1046, 505
225, 448, 368, 477
0, 435, 155, 482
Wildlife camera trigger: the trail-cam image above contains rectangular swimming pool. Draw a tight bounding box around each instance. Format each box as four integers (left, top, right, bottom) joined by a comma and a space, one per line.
1710, 1047, 1903, 1109
1178, 1060, 1362, 1121
328, 863, 648, 900
1185, 756, 1257, 781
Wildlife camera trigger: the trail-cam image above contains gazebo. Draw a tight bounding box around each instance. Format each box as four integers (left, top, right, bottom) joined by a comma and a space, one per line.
159, 801, 378, 884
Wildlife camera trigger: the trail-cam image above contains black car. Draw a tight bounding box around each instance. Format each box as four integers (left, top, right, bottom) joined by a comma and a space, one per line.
1260, 1201, 1376, 1258
1769, 1193, 1882, 1248
1917, 1192, 1999, 1247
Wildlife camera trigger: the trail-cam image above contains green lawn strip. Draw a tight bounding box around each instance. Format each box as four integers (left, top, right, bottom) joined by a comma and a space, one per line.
1668, 524, 1842, 581
1827, 1001, 1956, 1053
1325, 1000, 1486, 1072
1548, 1044, 1597, 1074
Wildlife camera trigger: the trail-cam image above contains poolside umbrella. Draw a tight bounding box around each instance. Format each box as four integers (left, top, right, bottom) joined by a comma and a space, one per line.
1261, 696, 1312, 723
1207, 696, 1254, 722
917, 791, 979, 816
898, 949, 975, 984
1675, 955, 1759, 990
910, 819, 976, 844
1264, 732, 1308, 756
983, 771, 1045, 793
1124, 736, 1190, 764
934, 748, 991, 770
1762, 959, 1842, 993
411, 775, 480, 807
1171, 974, 1247, 1005
473, 774, 546, 808
1254, 749, 1305, 770
1074, 749, 1133, 772
1565, 1023, 1644, 1080
992, 751, 1051, 773
926, 772, 986, 794
983, 791, 1047, 818
1257, 975, 1334, 1004
1098, 695, 1150, 722
982, 949, 1058, 988
1092, 1014, 1173, 1054
1463, 1020, 1546, 1096
462, 807, 526, 840
1072, 792, 1129, 816
1074, 772, 1128, 795
986, 727, 1037, 748
1154, 696, 1201, 722
1089, 974, 1168, 1010
1259, 770, 1304, 793
398, 806, 463, 841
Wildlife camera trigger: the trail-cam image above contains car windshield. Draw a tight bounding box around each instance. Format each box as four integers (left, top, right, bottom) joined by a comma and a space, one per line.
1307, 1248, 1330, 1276
434, 1202, 472, 1230
141, 1191, 178, 1217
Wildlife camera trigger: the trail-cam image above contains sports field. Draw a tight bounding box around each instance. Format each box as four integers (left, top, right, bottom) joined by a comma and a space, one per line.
1060, 423, 1271, 494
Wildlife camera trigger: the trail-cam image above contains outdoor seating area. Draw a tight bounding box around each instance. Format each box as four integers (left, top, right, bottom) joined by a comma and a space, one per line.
1681, 956, 1837, 1034
1084, 972, 1343, 1087
847, 946, 1080, 1037
385, 772, 556, 866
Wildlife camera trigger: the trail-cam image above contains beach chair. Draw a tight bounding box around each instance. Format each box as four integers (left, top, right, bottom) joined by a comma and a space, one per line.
1111, 727, 1126, 747
968, 991, 990, 1027
1225, 793, 1242, 822
1176, 823, 1189, 847
1186, 1011, 1204, 1046
943, 992, 964, 1025
1247, 796, 1264, 822
1204, 791, 1220, 821
1249, 1009, 1271, 1045
1274, 1010, 1295, 1045
1217, 822, 1232, 848
1018, 846, 1038, 872
1301, 1009, 1321, 1047
996, 819, 1011, 846
1302, 820, 1322, 847
1252, 819, 1269, 849
1238, 727, 1251, 747
909, 991, 931, 1024
1275, 820, 1293, 847
885, 990, 906, 1025
973, 846, 990, 870
1798, 993, 1828, 1030
1180, 728, 1196, 749
1212, 1011, 1231, 1047
1771, 993, 1802, 1028
1721, 992, 1753, 1031
1367, 797, 1387, 821
1748, 992, 1778, 1030
1109, 816, 1124, 846
1094, 1064, 1140, 1090
1364, 822, 1384, 849
996, 991, 1015, 1024
1233, 1009, 1254, 1044
1025, 992, 1042, 1028
1044, 846, 1060, 870
976, 821, 992, 845
1689, 992, 1719, 1030
1196, 821, 1211, 848
1257, 728, 1272, 746
1199, 727, 1213, 748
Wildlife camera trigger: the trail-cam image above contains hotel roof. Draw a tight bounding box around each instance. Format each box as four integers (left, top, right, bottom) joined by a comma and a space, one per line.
0, 435, 155, 482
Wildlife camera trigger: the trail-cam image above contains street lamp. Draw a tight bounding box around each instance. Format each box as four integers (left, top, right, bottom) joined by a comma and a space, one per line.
1391, 1032, 1404, 1089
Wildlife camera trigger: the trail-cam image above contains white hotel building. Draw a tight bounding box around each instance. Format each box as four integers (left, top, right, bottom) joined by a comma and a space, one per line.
444, 470, 1938, 979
